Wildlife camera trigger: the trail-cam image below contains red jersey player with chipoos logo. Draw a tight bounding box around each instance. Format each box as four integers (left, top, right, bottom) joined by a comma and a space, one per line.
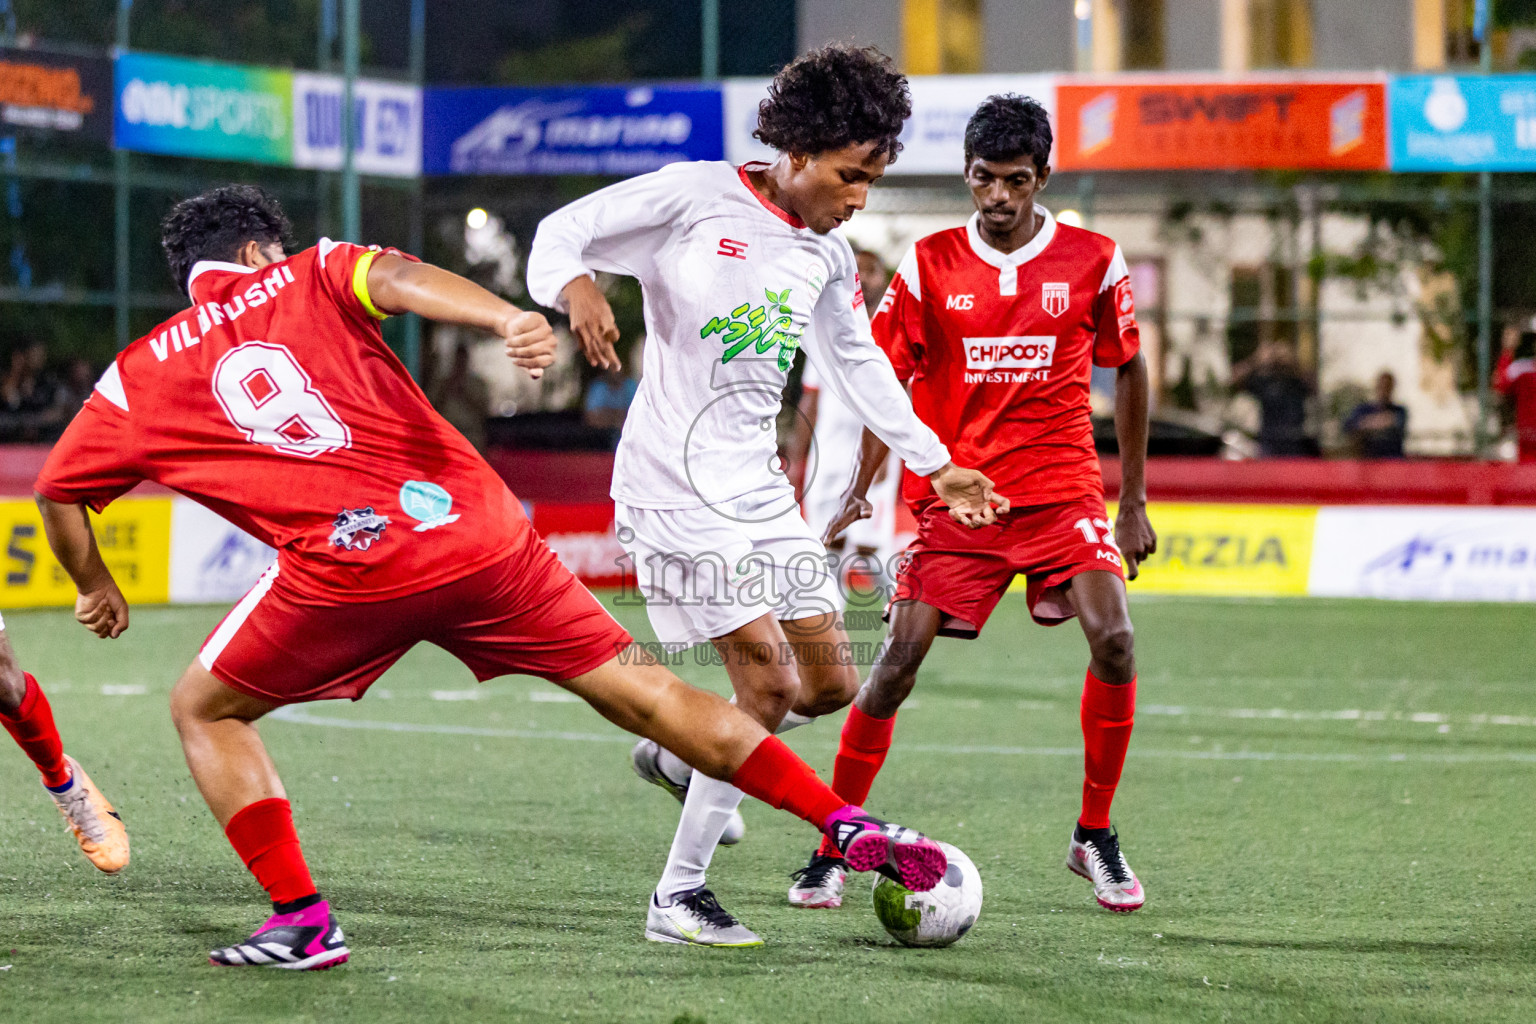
33, 185, 950, 971
786, 95, 1158, 914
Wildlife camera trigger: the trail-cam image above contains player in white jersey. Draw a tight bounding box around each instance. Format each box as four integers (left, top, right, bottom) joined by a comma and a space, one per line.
527, 45, 1004, 946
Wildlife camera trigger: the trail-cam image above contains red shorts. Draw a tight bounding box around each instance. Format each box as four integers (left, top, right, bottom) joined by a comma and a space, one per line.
200, 535, 633, 704
892, 497, 1125, 638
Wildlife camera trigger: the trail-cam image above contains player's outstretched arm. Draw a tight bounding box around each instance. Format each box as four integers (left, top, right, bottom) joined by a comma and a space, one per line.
34, 494, 129, 639
364, 254, 558, 379
1112, 352, 1156, 579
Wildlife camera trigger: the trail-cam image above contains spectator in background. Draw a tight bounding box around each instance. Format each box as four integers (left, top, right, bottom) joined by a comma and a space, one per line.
583, 363, 637, 448
427, 342, 491, 454
1231, 340, 1318, 457
1495, 321, 1536, 462
1343, 371, 1408, 458
59, 357, 96, 414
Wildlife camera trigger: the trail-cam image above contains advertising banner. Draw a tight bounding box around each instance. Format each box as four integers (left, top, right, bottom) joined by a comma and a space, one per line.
1309, 506, 1536, 601
1389, 75, 1536, 171
168, 498, 275, 604
115, 52, 293, 164
531, 502, 627, 588
0, 46, 112, 141
0, 497, 170, 609
1114, 502, 1318, 596
292, 72, 421, 178
1056, 79, 1387, 171
422, 84, 722, 176
724, 74, 1056, 173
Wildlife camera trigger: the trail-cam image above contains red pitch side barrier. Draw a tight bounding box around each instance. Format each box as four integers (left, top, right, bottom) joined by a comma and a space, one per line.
6, 445, 1536, 511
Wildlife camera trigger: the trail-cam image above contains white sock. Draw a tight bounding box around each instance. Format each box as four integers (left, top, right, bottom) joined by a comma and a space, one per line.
655, 710, 813, 785
656, 773, 746, 903
776, 710, 815, 733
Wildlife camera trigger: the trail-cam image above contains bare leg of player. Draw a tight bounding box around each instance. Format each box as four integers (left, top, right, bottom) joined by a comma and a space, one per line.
1061, 571, 1145, 911
0, 626, 129, 873
788, 599, 943, 908
170, 646, 944, 966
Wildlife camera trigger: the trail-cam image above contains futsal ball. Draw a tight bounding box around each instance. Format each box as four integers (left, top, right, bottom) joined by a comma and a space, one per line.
871, 842, 982, 948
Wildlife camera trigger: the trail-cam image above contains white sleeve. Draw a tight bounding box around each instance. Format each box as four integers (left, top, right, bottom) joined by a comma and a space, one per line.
801, 241, 950, 476
526, 161, 708, 312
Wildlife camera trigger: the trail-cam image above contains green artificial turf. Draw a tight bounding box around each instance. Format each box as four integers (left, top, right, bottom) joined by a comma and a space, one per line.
1, 594, 1533, 1023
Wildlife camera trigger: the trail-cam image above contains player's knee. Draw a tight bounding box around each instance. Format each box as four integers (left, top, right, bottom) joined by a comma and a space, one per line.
863, 662, 919, 717
797, 661, 860, 717
1090, 621, 1136, 676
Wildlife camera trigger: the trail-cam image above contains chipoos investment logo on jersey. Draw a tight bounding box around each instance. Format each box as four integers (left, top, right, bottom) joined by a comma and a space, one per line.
962, 336, 1056, 382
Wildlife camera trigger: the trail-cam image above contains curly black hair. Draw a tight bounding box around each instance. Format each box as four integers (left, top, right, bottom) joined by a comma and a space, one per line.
964, 94, 1053, 174
754, 44, 910, 162
161, 184, 294, 296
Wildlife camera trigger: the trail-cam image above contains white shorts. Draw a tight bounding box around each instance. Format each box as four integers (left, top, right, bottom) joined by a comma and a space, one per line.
615, 488, 843, 648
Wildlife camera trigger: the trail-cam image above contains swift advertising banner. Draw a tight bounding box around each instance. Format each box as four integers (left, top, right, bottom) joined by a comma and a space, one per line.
0, 46, 112, 141
1056, 79, 1388, 171
724, 74, 1056, 173
422, 84, 722, 176
1389, 75, 1536, 171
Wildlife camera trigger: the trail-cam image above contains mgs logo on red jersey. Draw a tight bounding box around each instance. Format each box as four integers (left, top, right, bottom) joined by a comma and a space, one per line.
1113, 276, 1137, 333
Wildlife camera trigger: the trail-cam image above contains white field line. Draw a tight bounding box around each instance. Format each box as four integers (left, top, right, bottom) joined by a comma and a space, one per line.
266, 705, 1536, 765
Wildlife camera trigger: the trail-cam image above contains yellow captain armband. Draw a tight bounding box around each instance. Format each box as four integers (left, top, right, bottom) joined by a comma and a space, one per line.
352, 248, 389, 320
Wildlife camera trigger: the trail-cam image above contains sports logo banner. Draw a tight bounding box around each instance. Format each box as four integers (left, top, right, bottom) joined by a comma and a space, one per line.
1056, 79, 1388, 171
422, 84, 722, 176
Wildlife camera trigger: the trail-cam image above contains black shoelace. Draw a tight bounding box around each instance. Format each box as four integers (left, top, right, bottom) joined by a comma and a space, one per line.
790, 853, 843, 888
1087, 830, 1131, 884
678, 888, 739, 928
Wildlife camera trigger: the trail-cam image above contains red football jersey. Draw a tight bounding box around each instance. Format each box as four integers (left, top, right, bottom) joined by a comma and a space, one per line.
872, 209, 1140, 512
36, 241, 530, 601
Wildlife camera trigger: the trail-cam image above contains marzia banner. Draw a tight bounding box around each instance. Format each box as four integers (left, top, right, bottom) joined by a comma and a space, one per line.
422, 84, 722, 176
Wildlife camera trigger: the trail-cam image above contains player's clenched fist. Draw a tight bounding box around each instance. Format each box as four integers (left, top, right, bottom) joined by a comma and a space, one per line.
74, 582, 129, 639
929, 463, 1010, 529
561, 275, 622, 371
501, 309, 557, 379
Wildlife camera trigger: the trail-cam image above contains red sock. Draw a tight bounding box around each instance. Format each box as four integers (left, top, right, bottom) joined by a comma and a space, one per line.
729, 736, 845, 831
1080, 670, 1136, 830
816, 705, 896, 857
0, 673, 72, 788
224, 797, 317, 905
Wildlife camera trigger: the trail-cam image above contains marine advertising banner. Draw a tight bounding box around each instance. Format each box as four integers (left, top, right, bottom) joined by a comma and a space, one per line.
1389, 75, 1536, 171
1056, 79, 1388, 171
723, 74, 1057, 173
0, 46, 112, 142
1309, 506, 1536, 601
114, 52, 293, 164
422, 84, 723, 176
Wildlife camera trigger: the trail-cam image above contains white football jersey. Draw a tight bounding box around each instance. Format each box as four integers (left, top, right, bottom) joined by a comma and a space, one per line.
528, 160, 949, 511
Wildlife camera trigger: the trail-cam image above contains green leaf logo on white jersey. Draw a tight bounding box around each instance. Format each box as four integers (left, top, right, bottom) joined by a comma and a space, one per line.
701, 287, 802, 372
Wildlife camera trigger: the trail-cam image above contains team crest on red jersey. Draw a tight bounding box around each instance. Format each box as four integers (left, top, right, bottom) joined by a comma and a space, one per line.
1042, 282, 1070, 318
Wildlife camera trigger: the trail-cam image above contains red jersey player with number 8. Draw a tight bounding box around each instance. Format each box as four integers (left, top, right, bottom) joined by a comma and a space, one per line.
787, 95, 1158, 914
32, 185, 949, 970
